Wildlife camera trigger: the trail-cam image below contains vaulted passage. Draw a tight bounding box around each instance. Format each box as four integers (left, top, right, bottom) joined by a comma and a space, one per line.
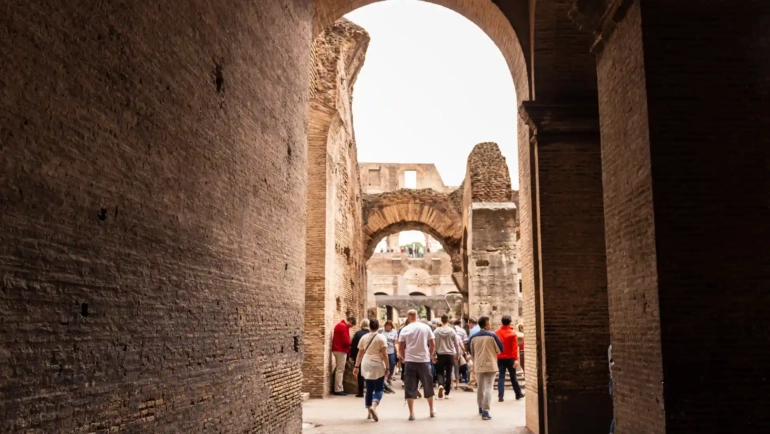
1, 0, 767, 433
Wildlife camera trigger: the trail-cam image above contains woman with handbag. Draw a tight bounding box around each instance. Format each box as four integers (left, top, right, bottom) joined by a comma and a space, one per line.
352, 318, 389, 422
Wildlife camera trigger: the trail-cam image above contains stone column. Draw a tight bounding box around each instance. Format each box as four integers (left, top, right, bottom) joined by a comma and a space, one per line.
590, 1, 770, 432
520, 102, 613, 434
466, 203, 518, 328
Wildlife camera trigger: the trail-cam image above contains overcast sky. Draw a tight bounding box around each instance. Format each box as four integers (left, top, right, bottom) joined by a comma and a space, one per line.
346, 0, 519, 189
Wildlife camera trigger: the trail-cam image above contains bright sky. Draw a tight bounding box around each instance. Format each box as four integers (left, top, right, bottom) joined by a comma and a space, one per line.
345, 0, 519, 189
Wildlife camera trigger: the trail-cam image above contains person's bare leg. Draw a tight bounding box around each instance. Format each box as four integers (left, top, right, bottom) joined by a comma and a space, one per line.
407, 398, 415, 417
427, 396, 435, 417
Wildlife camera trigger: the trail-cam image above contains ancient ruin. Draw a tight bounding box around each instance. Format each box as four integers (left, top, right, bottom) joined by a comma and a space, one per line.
1, 0, 766, 433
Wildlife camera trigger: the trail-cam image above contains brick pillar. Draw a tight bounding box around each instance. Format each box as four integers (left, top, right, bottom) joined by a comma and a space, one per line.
595, 1, 770, 432
466, 203, 518, 328
520, 102, 613, 434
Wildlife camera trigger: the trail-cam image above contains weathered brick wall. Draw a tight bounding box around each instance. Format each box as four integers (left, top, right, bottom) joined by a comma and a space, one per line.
0, 0, 311, 432
598, 0, 770, 432
533, 134, 612, 433
516, 115, 542, 433
467, 142, 514, 203
596, 3, 666, 433
303, 19, 368, 398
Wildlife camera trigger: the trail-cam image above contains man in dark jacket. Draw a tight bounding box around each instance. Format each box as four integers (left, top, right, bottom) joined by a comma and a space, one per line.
350, 319, 370, 398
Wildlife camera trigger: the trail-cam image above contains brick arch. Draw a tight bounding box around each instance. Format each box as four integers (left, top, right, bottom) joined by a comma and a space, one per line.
313, 0, 531, 104
362, 189, 463, 271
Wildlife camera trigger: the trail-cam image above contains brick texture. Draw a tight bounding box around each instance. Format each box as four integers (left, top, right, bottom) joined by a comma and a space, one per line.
362, 189, 463, 272
534, 134, 612, 434
0, 0, 312, 432
303, 19, 368, 398
598, 1, 770, 432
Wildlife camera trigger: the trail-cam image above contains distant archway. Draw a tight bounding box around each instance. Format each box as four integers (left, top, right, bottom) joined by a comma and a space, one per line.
362, 189, 463, 271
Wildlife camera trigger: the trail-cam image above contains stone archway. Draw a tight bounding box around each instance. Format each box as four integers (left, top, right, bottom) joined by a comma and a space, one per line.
362, 189, 463, 272
313, 0, 531, 104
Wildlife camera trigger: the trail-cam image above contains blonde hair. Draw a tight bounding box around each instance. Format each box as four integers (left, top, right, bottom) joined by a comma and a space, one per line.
360, 319, 370, 330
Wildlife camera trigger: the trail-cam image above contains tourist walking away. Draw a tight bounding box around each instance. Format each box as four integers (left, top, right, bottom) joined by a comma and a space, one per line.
397, 316, 412, 382
398, 309, 437, 420
350, 319, 370, 398
469, 316, 503, 420
434, 314, 461, 399
352, 319, 389, 422
495, 315, 525, 401
465, 317, 479, 392
453, 319, 469, 386
331, 316, 356, 396
382, 321, 398, 384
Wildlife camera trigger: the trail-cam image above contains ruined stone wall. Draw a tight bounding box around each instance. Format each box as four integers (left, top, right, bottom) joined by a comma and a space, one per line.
360, 163, 456, 194
367, 252, 453, 276
303, 19, 368, 399
367, 252, 456, 297
467, 142, 514, 203
462, 143, 519, 327
0, 1, 312, 432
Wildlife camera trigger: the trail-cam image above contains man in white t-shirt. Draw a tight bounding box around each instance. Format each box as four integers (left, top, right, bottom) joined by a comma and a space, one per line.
398, 309, 436, 421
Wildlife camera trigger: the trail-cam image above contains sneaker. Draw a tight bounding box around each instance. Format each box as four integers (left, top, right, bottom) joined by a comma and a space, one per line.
355, 394, 364, 398
444, 394, 451, 400
430, 411, 436, 418
516, 393, 526, 400
408, 415, 415, 421
499, 396, 504, 402
465, 387, 475, 393
438, 386, 445, 399
482, 411, 492, 420
333, 391, 348, 396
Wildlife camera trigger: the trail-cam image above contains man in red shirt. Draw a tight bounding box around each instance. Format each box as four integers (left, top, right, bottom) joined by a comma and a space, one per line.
332, 316, 357, 396
494, 315, 524, 401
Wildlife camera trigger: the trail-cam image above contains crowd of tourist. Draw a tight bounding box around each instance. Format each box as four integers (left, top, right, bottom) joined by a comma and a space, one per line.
330, 310, 525, 422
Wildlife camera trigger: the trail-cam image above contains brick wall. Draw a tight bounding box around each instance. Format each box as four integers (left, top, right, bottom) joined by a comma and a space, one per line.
534, 134, 612, 433
596, 3, 666, 433
517, 114, 543, 434
598, 1, 770, 432
303, 19, 368, 398
0, 0, 312, 432
467, 142, 514, 203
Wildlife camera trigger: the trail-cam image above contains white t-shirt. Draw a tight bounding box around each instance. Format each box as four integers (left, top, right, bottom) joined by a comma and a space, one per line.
358, 332, 388, 380
398, 322, 435, 363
